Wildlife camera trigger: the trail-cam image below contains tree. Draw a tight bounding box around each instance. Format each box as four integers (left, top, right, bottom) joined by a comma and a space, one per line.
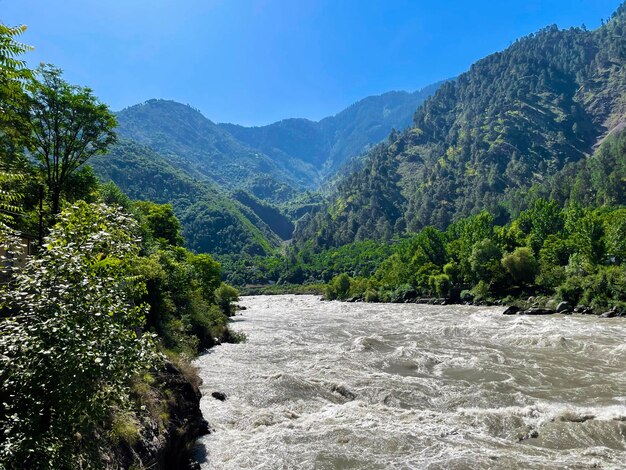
26, 65, 117, 218
469, 238, 503, 283
134, 201, 185, 246
501, 247, 539, 284
0, 24, 33, 160
0, 24, 33, 226
215, 283, 240, 316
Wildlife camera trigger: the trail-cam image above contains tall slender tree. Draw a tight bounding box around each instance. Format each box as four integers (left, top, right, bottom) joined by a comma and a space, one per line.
27, 65, 117, 218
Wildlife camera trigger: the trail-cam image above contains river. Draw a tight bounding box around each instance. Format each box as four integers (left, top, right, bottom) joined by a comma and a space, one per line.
193, 295, 626, 469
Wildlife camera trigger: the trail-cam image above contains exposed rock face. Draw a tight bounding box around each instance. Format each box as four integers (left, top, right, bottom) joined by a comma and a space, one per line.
211, 391, 227, 402
113, 361, 210, 470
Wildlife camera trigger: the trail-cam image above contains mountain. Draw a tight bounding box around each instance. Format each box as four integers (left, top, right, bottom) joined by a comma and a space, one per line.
92, 82, 445, 256
114, 99, 303, 203
220, 82, 445, 186
295, 3, 626, 249
91, 139, 284, 256
112, 83, 443, 204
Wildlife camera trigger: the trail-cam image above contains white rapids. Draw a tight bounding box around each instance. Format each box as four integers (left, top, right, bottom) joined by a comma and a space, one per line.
193, 295, 626, 469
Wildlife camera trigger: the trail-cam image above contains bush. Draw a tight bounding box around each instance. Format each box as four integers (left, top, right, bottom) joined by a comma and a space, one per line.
428, 273, 451, 298
364, 289, 379, 303
471, 280, 491, 302
0, 203, 159, 468
215, 283, 240, 316
325, 273, 352, 300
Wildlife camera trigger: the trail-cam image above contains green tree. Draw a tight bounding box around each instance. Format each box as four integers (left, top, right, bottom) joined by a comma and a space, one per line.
604, 209, 626, 264
469, 238, 503, 283
0, 24, 33, 162
325, 273, 352, 300
428, 273, 451, 298
189, 253, 222, 302
501, 247, 539, 284
26, 65, 117, 217
134, 201, 185, 246
0, 24, 33, 226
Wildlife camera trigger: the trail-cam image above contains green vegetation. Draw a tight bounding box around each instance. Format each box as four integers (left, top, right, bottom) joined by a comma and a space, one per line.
1, 2, 626, 467
295, 6, 626, 249
27, 65, 117, 217
313, 200, 626, 313
0, 203, 158, 467
0, 26, 242, 469
91, 139, 281, 256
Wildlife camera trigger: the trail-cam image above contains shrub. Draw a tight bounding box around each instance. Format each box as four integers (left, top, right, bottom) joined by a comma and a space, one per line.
215, 283, 240, 316
0, 203, 159, 468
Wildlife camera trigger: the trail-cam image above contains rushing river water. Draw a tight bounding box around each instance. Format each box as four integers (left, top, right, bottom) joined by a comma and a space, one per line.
194, 295, 626, 469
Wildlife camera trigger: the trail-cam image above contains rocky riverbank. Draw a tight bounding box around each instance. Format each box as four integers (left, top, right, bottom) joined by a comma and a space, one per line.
110, 361, 210, 470
337, 294, 626, 318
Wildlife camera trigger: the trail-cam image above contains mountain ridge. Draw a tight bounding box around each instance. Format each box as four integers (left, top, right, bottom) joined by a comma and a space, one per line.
294, 3, 626, 249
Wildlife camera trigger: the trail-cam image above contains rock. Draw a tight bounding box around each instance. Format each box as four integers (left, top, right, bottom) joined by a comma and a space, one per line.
211, 391, 227, 401
502, 306, 521, 315
600, 310, 618, 318
111, 360, 211, 469
574, 306, 584, 313
522, 307, 555, 315
556, 301, 572, 313
582, 307, 595, 315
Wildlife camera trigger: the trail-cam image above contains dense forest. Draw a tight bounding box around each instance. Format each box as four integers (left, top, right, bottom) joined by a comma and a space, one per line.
225, 140, 626, 314
294, 4, 626, 249
90, 84, 443, 258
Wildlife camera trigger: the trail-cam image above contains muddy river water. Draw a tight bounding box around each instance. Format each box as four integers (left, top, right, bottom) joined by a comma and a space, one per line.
194, 295, 626, 469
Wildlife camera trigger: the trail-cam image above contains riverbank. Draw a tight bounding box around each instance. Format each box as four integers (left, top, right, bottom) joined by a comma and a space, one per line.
331, 293, 626, 318
110, 321, 246, 469
111, 360, 209, 470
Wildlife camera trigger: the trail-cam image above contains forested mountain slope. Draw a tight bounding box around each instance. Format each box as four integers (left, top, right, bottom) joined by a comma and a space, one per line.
295, 3, 626, 249
91, 139, 283, 255
220, 82, 444, 185
115, 100, 301, 202
110, 83, 443, 210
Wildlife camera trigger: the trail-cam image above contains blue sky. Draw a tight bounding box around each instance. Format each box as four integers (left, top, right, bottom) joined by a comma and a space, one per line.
1, 0, 622, 125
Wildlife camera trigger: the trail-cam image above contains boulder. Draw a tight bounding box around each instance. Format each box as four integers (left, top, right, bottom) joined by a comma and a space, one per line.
600, 307, 620, 318
502, 306, 521, 315
211, 391, 227, 401
522, 307, 555, 315
556, 301, 572, 313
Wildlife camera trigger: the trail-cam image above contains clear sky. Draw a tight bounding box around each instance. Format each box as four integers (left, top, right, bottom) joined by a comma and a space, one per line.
1, 0, 622, 126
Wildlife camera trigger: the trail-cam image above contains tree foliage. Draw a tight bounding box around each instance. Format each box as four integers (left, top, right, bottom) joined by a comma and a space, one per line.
0, 203, 158, 468
27, 65, 117, 216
